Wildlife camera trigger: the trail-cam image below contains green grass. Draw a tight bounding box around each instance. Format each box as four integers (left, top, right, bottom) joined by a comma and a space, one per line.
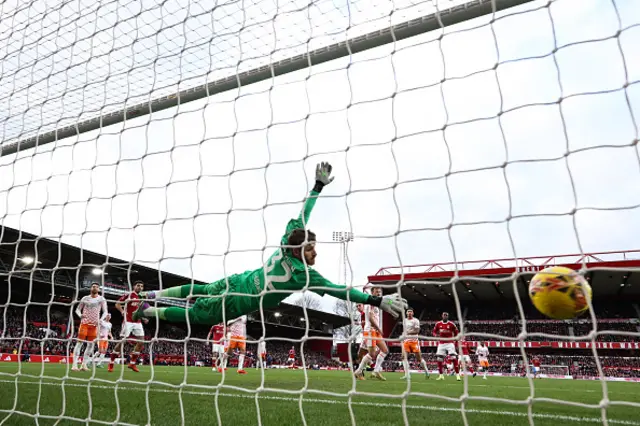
0, 363, 638, 426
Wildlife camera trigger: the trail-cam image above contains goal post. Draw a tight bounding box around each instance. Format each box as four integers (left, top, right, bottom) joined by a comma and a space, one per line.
538, 365, 571, 377
2, 0, 640, 425
0, 0, 534, 157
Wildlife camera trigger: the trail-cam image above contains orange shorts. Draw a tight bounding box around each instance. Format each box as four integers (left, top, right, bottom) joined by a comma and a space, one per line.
403, 340, 420, 354
228, 335, 246, 351
78, 324, 97, 342
479, 360, 489, 368
98, 340, 109, 352
363, 331, 382, 347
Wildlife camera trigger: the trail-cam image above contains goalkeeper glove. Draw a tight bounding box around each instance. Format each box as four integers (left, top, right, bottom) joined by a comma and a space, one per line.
313, 161, 334, 192
371, 293, 408, 319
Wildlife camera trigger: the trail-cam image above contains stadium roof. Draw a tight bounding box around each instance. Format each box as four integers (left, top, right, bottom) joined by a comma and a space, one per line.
0, 225, 195, 292
368, 251, 640, 305
0, 225, 350, 333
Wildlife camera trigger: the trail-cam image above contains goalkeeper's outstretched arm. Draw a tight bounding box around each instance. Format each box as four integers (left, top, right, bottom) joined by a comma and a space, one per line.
303, 269, 407, 318
283, 162, 334, 243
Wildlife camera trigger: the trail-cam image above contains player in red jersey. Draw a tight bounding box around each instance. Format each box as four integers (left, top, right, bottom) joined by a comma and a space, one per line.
109, 281, 147, 373
459, 340, 476, 378
207, 323, 225, 371
287, 346, 296, 369
531, 356, 541, 379
432, 312, 460, 381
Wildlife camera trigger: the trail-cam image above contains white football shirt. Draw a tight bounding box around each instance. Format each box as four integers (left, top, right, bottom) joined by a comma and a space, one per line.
228, 315, 247, 337
476, 346, 490, 359
364, 305, 382, 333
99, 320, 112, 339
404, 318, 420, 342
77, 295, 107, 326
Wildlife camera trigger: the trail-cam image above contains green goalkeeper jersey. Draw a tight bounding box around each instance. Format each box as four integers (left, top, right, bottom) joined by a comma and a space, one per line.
196, 189, 372, 321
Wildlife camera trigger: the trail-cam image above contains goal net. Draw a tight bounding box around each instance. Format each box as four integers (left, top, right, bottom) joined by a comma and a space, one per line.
538, 365, 570, 378
1, 0, 640, 424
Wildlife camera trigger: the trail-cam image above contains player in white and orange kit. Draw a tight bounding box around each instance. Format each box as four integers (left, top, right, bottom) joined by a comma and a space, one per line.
355, 303, 374, 369
73, 283, 108, 371
433, 312, 460, 381
207, 323, 225, 370
476, 341, 490, 379
93, 313, 113, 368
220, 315, 247, 374
354, 286, 388, 381
256, 340, 267, 369
401, 309, 429, 379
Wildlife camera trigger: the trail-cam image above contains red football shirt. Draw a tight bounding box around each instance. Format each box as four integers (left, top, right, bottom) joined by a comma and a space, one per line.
532, 358, 541, 367
432, 321, 459, 344
289, 349, 295, 358
210, 324, 225, 343
461, 341, 471, 356
118, 292, 141, 323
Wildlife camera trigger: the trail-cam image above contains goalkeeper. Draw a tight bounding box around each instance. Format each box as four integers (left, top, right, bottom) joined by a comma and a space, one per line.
133, 162, 407, 325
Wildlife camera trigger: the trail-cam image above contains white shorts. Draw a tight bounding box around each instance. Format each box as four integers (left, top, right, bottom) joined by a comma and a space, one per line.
460, 355, 471, 364
532, 366, 540, 373
212, 344, 225, 354
120, 322, 145, 338
288, 357, 295, 363
436, 343, 457, 357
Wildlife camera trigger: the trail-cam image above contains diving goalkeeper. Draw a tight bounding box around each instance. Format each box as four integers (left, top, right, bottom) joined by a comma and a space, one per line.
133, 162, 407, 325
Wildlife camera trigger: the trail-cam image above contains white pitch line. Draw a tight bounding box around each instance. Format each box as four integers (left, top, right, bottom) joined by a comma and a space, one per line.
0, 380, 637, 425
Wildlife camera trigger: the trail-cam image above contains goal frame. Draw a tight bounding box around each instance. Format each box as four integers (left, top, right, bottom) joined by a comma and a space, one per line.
0, 0, 534, 157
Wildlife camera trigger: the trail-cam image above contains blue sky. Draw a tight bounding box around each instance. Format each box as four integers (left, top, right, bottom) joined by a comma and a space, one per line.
1, 0, 639, 313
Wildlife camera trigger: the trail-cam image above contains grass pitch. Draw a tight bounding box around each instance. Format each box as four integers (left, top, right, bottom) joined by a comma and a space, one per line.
0, 363, 638, 426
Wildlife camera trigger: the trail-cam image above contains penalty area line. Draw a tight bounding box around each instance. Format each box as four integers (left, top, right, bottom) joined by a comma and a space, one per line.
0, 380, 637, 425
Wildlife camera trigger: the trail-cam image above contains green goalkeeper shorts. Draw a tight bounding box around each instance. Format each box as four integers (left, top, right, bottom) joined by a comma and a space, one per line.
188, 275, 253, 324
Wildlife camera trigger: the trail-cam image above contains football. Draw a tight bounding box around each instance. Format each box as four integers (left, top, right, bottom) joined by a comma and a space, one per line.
529, 266, 593, 319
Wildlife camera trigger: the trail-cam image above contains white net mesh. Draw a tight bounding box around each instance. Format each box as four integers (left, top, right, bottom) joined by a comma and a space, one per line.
1, 0, 640, 424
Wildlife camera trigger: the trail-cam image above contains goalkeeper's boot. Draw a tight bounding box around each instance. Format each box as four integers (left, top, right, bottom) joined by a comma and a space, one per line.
456, 374, 461, 381
128, 363, 140, 373
436, 374, 444, 381
96, 363, 104, 369
354, 371, 365, 381
80, 365, 89, 372
71, 366, 80, 372
483, 375, 487, 380
473, 372, 477, 378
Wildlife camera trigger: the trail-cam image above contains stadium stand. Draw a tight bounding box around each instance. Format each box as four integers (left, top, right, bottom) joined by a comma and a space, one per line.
1, 226, 346, 368
2, 225, 640, 380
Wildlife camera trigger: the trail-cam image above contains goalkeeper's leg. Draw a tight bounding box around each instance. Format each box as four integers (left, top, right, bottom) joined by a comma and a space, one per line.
134, 284, 214, 323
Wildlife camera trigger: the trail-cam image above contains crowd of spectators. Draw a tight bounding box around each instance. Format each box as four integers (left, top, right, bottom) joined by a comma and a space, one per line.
1, 307, 340, 368
2, 304, 640, 376
381, 352, 640, 378
389, 318, 640, 342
